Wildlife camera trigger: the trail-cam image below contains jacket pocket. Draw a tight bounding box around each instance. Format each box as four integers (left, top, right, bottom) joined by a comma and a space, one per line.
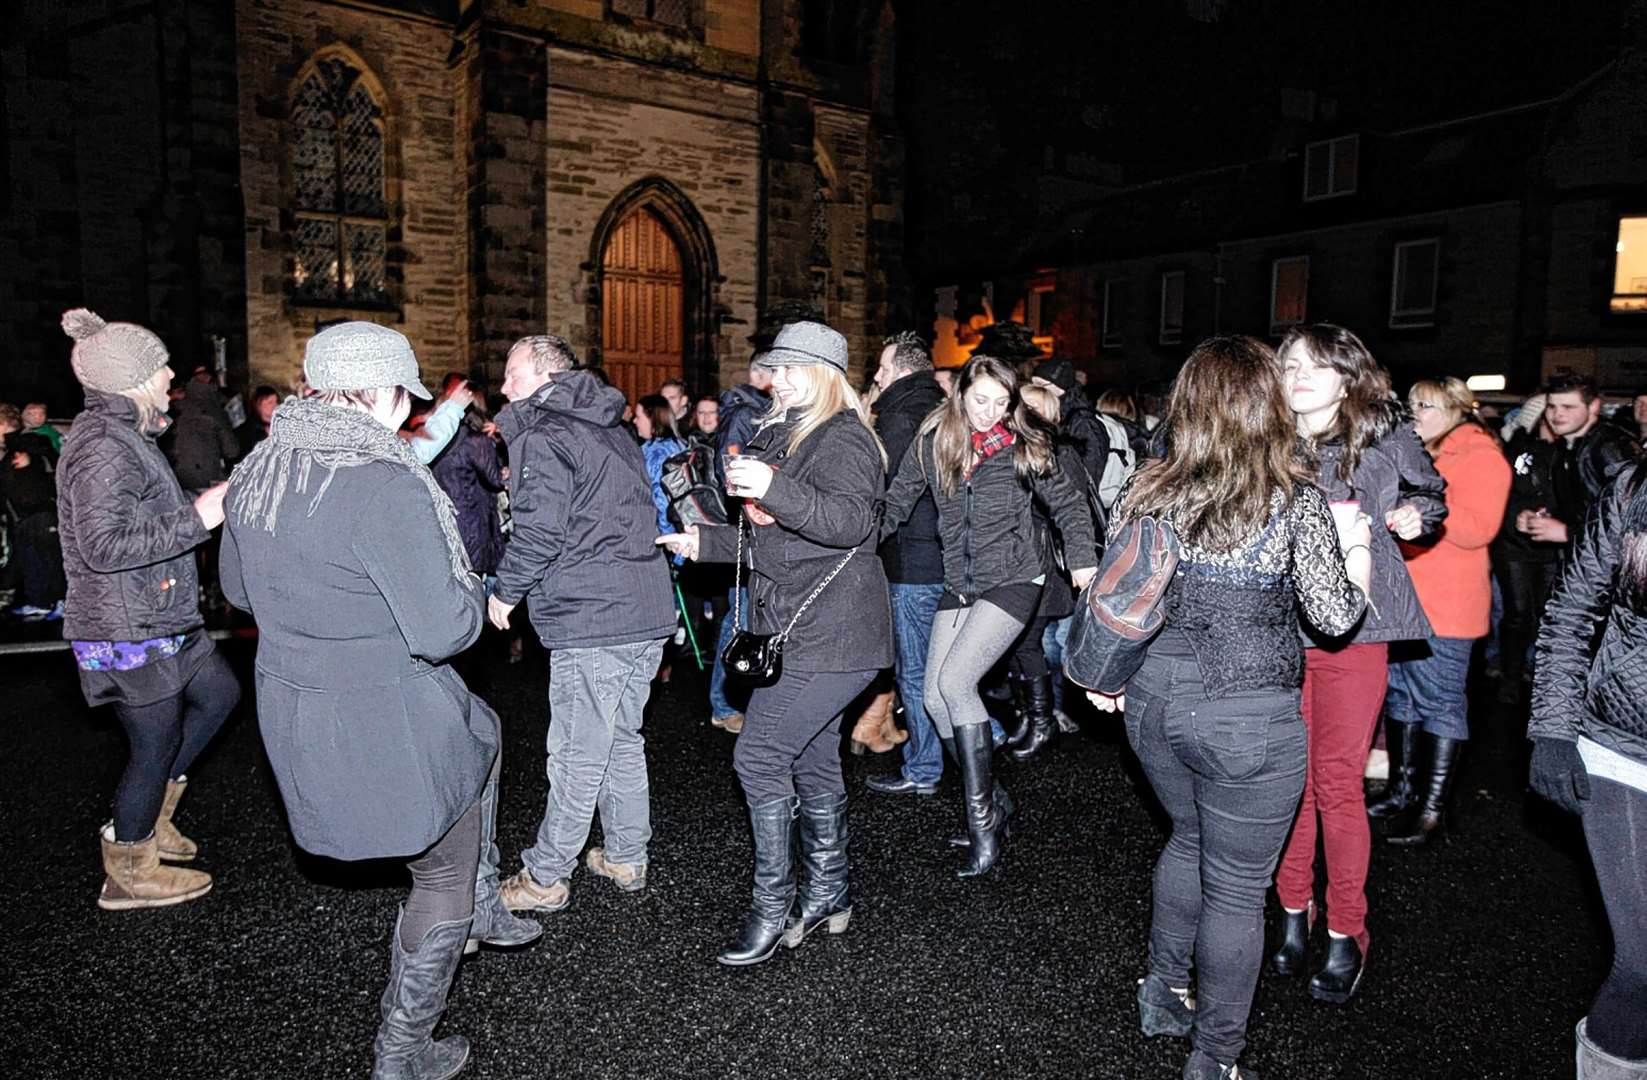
1188, 694, 1294, 782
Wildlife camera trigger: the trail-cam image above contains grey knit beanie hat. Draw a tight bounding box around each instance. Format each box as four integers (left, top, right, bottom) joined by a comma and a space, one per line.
61, 308, 171, 394
304, 321, 432, 399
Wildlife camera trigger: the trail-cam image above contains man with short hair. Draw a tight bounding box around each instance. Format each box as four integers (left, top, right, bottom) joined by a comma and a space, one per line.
865, 332, 950, 795
491, 334, 677, 913
705, 357, 775, 734
660, 378, 690, 424
1515, 373, 1638, 548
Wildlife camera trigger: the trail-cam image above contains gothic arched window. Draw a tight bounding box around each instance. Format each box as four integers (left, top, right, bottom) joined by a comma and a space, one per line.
290, 56, 388, 305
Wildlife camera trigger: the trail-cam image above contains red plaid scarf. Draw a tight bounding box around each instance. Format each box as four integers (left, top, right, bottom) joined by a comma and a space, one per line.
967, 423, 1015, 477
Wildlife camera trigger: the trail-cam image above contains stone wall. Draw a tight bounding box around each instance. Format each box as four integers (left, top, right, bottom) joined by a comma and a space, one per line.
543, 45, 761, 393
236, 0, 463, 392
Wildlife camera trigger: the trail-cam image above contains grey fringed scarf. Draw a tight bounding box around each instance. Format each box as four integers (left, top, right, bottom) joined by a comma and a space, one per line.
230, 397, 471, 581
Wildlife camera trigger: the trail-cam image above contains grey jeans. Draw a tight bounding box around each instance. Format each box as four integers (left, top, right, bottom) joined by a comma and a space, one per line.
1124, 640, 1308, 1065
520, 638, 666, 886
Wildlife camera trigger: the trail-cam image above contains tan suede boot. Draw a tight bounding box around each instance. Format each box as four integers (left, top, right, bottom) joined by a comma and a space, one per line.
155, 778, 198, 862
98, 824, 213, 911
880, 694, 909, 749
850, 691, 899, 755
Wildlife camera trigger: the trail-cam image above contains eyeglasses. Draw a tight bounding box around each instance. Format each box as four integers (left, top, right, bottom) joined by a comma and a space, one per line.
1410, 402, 1442, 412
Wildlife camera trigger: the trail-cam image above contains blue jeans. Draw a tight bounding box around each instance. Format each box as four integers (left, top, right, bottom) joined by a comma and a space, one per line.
1385, 635, 1475, 742
708, 587, 748, 720
890, 583, 945, 784
1043, 615, 1073, 713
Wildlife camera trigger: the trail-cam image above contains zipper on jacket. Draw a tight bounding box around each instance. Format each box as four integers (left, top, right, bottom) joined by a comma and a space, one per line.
961, 474, 975, 604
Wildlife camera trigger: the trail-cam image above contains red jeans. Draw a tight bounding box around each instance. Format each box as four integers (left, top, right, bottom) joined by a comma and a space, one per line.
1274, 642, 1389, 942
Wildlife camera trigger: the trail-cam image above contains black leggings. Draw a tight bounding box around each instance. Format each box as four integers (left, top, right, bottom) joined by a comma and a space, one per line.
1008, 615, 1055, 681
111, 648, 240, 842
402, 792, 483, 950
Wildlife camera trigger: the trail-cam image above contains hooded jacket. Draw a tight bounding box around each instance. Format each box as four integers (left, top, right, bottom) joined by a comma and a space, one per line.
165, 380, 239, 491
716, 384, 772, 463
494, 371, 676, 650
1304, 401, 1448, 646
871, 371, 945, 584
57, 391, 210, 642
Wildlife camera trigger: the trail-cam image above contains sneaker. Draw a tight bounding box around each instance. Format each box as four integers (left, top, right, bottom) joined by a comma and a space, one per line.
711, 712, 745, 734
498, 870, 571, 913
42, 601, 64, 622
585, 847, 647, 892
11, 604, 52, 620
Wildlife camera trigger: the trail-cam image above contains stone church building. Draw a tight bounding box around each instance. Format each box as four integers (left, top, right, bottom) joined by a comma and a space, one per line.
2, 0, 907, 408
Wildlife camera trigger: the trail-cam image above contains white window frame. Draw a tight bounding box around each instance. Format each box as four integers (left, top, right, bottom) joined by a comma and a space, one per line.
1159, 271, 1186, 345
1611, 215, 1647, 314
1389, 238, 1441, 328
1302, 134, 1359, 202
1269, 256, 1310, 335
1102, 279, 1126, 348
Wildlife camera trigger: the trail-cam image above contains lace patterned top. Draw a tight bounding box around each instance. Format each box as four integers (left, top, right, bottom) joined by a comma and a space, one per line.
1118, 484, 1366, 696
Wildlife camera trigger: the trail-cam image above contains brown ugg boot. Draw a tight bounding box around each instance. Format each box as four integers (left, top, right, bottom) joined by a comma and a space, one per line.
155, 777, 198, 862
880, 695, 909, 749
98, 824, 212, 910
850, 691, 899, 755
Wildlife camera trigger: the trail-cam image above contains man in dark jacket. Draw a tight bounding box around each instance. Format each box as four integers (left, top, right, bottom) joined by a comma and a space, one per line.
165, 376, 240, 495
1518, 373, 1640, 549
1030, 358, 1112, 497
865, 332, 949, 796
705, 358, 775, 733
490, 334, 677, 913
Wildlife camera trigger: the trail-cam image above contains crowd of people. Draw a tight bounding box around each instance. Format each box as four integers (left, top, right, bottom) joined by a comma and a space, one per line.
8, 303, 1644, 1080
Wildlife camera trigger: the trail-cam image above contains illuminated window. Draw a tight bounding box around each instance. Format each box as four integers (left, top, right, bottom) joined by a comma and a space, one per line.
1303, 135, 1358, 201
1028, 284, 1056, 353
1612, 216, 1647, 314
1390, 239, 1440, 328
1159, 271, 1185, 345
290, 57, 387, 305
1270, 256, 1309, 334
1102, 279, 1130, 348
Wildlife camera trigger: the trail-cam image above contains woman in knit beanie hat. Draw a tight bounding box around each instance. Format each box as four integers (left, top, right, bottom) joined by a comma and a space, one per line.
54, 308, 241, 912
220, 321, 535, 1079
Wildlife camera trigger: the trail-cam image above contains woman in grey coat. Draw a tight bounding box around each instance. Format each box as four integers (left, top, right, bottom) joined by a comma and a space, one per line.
220, 322, 538, 1080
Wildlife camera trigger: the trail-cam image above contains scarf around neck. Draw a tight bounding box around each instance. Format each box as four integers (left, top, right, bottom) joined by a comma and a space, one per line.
229, 397, 471, 582
967, 422, 1015, 477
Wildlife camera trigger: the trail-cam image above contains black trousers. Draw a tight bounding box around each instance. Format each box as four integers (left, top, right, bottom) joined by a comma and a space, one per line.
1494, 554, 1557, 682
733, 667, 879, 805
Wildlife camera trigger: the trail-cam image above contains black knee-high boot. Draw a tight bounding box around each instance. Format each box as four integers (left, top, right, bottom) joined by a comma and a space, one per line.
1366, 719, 1417, 818
784, 792, 851, 948
718, 796, 798, 966
1386, 734, 1462, 847
953, 724, 1009, 877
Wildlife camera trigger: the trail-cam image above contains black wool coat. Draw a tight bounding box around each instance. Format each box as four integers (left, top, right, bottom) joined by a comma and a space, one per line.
697, 409, 894, 673
872, 372, 945, 585
57, 391, 210, 643
221, 459, 498, 861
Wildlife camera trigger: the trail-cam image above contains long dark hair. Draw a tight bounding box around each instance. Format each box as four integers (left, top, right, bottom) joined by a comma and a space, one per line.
1121, 335, 1311, 551
918, 354, 1055, 497
1280, 323, 1403, 485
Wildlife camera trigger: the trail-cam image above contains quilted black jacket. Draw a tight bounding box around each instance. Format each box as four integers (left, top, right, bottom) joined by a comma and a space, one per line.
1530, 464, 1647, 766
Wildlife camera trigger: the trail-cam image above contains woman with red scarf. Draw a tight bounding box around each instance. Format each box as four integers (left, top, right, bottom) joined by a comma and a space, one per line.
881, 355, 1097, 876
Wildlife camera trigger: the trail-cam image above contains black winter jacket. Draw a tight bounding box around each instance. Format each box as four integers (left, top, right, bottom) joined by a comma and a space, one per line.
1551, 421, 1639, 535
1494, 428, 1563, 563
872, 372, 945, 584
698, 409, 893, 673
57, 391, 210, 642
431, 423, 505, 575
1056, 385, 1113, 493
1531, 465, 1647, 767
494, 372, 676, 650
716, 384, 772, 466
165, 380, 239, 492
1305, 404, 1447, 645
881, 430, 1097, 604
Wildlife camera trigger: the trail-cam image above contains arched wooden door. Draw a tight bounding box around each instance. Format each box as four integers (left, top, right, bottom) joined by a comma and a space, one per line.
600, 208, 685, 403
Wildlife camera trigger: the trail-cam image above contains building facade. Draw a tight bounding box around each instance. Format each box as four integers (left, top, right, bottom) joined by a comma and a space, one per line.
2, 0, 908, 411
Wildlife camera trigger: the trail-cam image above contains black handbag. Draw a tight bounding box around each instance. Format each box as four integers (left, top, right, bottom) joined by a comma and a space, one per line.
1063, 514, 1180, 695
721, 514, 857, 688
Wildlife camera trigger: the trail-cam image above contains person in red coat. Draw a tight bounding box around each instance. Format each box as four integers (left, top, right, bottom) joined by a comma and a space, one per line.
1374, 377, 1511, 845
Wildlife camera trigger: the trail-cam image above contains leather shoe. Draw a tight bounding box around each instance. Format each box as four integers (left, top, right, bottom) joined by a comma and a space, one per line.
865, 773, 938, 796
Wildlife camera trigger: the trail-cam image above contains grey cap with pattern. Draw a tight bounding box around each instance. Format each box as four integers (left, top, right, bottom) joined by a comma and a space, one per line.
757, 320, 849, 374
61, 308, 171, 394
303, 321, 432, 399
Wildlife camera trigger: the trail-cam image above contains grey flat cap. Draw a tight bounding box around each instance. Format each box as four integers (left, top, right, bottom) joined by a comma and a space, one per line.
757, 320, 849, 374
304, 321, 433, 399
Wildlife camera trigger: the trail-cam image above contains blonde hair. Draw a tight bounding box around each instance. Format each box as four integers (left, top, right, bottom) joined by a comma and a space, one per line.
1020, 383, 1062, 426
919, 354, 1056, 498
1408, 376, 1483, 452
760, 365, 888, 470
1095, 389, 1138, 421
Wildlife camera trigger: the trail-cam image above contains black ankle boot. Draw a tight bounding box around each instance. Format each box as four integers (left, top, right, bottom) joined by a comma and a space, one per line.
1009, 674, 1056, 761
1309, 933, 1365, 1004
1386, 735, 1462, 847
718, 796, 798, 966
784, 792, 851, 948
1366, 720, 1417, 818
1268, 902, 1312, 977
954, 724, 1009, 877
